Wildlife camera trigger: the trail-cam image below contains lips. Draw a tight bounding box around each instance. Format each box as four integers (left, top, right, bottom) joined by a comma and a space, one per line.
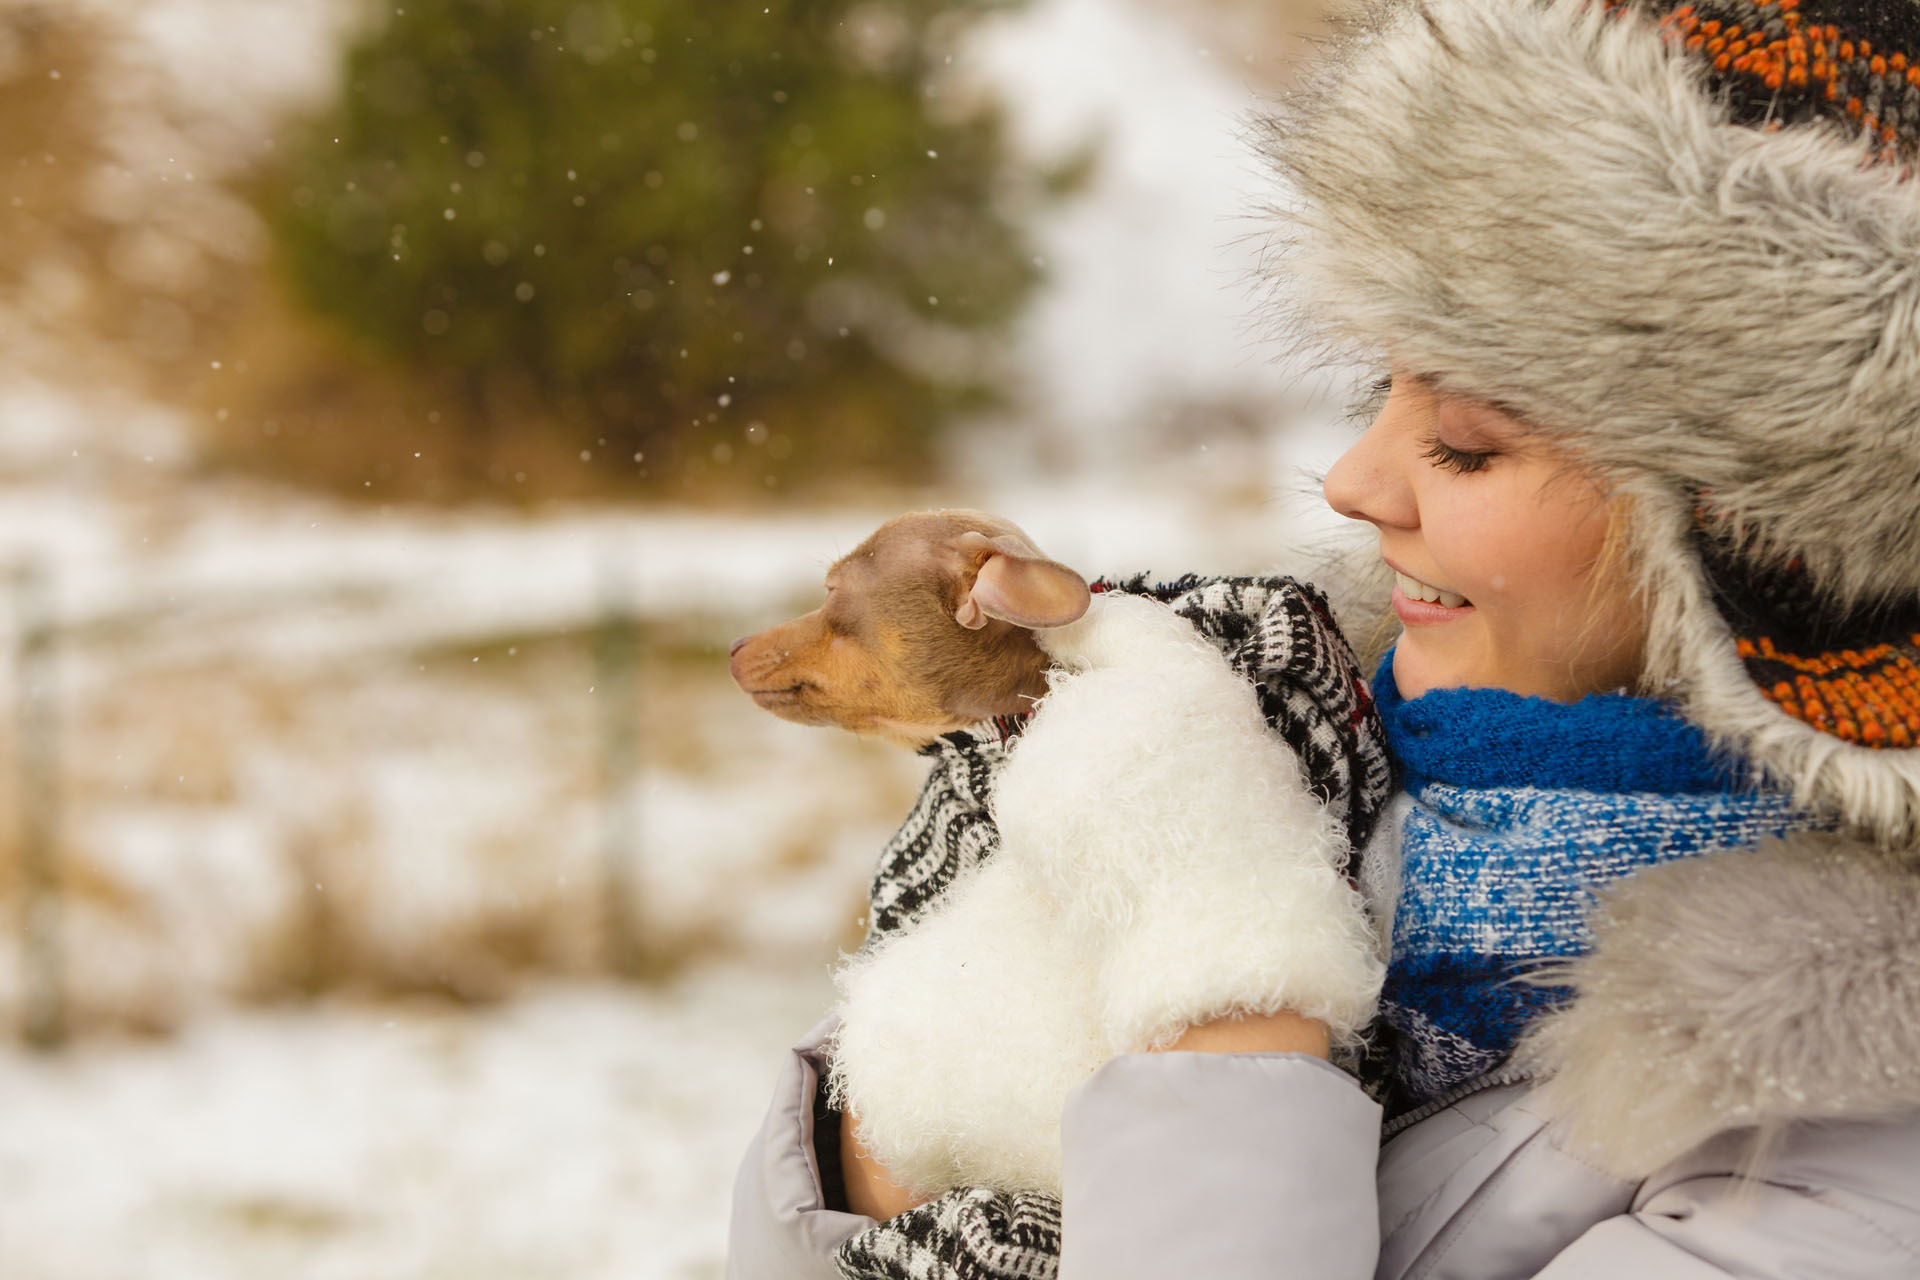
1391, 585, 1476, 626
1384, 559, 1475, 626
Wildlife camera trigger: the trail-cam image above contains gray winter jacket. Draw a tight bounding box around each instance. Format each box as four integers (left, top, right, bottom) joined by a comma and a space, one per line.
728, 834, 1920, 1278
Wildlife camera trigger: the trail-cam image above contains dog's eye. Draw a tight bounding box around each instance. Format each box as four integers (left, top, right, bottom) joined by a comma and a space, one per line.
820, 598, 854, 635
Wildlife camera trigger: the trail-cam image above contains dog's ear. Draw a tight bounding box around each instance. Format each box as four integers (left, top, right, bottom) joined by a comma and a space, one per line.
953, 530, 1090, 630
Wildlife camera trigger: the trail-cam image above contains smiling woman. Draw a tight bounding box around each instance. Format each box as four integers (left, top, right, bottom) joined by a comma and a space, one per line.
731, 0, 1920, 1274
1323, 376, 1646, 703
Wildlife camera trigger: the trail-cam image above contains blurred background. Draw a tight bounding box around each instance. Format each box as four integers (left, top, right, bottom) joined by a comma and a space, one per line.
0, 0, 1364, 1274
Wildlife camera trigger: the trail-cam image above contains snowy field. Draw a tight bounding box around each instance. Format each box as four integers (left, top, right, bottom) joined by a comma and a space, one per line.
0, 966, 835, 1279
0, 0, 1363, 1275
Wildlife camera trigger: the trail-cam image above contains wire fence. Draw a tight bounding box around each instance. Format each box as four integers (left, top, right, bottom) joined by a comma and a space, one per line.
12, 562, 62, 1048
1, 550, 659, 1049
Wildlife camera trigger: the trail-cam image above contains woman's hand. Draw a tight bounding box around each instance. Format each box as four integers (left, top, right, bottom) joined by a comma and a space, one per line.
1153, 1008, 1331, 1058
840, 1107, 927, 1221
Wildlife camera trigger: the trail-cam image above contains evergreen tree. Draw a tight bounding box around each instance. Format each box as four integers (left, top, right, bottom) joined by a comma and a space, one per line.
271, 0, 1045, 490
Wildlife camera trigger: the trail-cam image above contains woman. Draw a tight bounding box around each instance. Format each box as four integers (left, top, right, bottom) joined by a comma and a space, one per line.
729, 0, 1920, 1274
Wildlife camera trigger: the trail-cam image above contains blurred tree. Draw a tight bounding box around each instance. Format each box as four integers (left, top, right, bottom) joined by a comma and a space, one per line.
269, 0, 1049, 493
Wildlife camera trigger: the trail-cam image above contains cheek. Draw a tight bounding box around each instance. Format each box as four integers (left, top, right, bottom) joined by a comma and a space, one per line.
1477, 494, 1613, 630
1429, 478, 1609, 604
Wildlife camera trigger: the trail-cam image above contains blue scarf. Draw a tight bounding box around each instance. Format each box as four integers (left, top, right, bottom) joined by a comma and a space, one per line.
1371, 652, 1821, 1117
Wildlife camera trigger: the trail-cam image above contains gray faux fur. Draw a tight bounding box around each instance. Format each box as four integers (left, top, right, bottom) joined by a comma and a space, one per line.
1515, 831, 1920, 1179
1259, 0, 1920, 841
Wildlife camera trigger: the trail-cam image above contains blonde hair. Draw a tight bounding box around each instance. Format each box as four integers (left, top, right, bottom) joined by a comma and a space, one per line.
1576, 490, 1653, 696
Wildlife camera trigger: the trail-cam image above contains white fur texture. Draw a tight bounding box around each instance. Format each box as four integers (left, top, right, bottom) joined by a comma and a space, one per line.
1260, 0, 1920, 843
828, 593, 1382, 1197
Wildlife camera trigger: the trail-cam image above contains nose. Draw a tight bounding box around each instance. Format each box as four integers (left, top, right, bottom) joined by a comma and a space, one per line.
1322, 440, 1381, 525
729, 635, 749, 656
1324, 389, 1417, 531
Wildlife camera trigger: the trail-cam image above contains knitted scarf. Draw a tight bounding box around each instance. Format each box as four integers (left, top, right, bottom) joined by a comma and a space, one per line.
1369, 652, 1824, 1121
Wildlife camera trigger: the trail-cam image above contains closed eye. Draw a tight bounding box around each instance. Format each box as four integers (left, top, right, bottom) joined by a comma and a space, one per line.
820, 588, 860, 636
1420, 432, 1494, 475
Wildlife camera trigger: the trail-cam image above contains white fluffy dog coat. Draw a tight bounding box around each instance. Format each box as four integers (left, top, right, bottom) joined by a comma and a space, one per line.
827, 593, 1384, 1197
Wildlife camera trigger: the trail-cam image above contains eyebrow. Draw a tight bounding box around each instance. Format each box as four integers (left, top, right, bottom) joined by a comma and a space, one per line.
1436, 397, 1527, 445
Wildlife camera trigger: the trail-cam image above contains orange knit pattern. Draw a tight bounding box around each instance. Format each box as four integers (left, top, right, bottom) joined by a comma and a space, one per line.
1736, 634, 1920, 746
1604, 0, 1920, 169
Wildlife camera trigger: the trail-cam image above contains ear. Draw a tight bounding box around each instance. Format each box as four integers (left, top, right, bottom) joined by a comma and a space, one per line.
953, 530, 1090, 631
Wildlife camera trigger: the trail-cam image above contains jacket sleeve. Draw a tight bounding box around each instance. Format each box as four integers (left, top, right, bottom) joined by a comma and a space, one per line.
1058, 1049, 1383, 1280
1534, 1117, 1920, 1279
727, 1015, 875, 1280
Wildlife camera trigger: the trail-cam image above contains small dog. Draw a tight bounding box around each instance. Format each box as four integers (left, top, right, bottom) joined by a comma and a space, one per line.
727, 508, 1091, 747
731, 509, 1381, 1198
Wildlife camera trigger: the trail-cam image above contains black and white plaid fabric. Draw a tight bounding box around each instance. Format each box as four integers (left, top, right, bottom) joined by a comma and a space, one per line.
833, 575, 1392, 1280
864, 731, 1015, 939
836, 1188, 1064, 1280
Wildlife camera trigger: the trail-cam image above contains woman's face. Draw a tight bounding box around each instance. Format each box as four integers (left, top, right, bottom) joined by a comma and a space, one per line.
1322, 375, 1644, 702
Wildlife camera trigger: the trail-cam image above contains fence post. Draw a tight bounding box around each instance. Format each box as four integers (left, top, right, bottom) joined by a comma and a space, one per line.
12, 562, 64, 1049
595, 543, 642, 977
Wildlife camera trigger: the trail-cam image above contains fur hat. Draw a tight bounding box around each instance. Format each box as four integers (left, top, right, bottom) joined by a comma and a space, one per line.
1262, 0, 1920, 844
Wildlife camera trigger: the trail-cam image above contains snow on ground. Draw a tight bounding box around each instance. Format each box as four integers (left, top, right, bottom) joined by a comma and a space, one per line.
0, 965, 832, 1280
3, 434, 1332, 675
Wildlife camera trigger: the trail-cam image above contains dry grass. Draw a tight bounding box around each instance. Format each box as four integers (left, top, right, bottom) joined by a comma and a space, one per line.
0, 598, 923, 1040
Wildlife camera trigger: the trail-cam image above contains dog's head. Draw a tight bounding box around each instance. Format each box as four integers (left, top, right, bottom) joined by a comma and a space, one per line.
729, 509, 1090, 747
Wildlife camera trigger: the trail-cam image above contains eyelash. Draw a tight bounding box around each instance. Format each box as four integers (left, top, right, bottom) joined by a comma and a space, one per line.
1372, 373, 1498, 472
1420, 432, 1495, 475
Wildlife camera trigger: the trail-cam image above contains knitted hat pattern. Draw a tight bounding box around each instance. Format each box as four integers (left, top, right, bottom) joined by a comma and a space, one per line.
1637, 0, 1920, 168
1263, 0, 1920, 842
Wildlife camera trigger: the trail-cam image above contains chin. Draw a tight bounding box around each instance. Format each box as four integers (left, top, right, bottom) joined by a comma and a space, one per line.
1390, 638, 1445, 700
1390, 634, 1494, 701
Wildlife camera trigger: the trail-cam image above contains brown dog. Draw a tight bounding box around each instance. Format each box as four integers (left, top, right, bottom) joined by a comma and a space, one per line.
728, 509, 1092, 747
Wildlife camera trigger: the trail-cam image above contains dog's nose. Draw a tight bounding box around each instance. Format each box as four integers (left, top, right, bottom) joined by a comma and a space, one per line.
729, 636, 749, 656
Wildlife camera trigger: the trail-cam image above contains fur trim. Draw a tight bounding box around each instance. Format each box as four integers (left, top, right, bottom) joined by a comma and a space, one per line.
1515, 831, 1920, 1178
1261, 0, 1920, 610
829, 593, 1382, 1196
1630, 480, 1920, 843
